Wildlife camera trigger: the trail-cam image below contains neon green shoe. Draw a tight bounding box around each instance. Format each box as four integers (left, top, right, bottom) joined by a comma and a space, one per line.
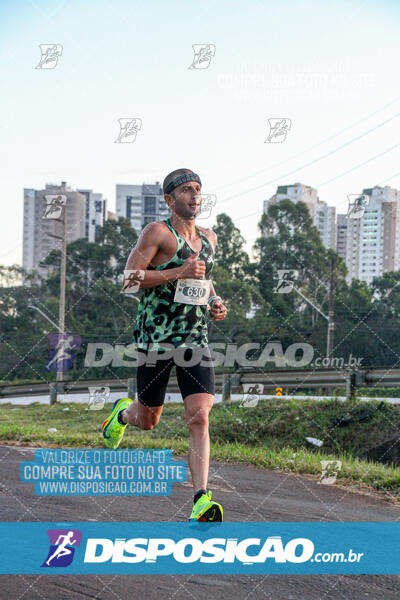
102, 398, 132, 449
189, 491, 223, 522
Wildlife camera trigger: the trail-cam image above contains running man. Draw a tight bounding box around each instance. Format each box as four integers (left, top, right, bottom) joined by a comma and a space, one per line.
45, 531, 77, 566
45, 334, 77, 371
102, 168, 228, 522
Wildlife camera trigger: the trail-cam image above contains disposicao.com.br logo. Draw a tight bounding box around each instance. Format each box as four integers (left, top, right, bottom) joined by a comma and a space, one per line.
83, 535, 363, 565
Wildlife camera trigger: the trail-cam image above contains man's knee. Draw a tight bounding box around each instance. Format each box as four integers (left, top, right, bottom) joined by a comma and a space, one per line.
186, 406, 211, 429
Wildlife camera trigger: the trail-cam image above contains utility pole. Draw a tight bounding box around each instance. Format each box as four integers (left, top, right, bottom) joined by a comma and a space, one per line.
57, 205, 67, 384
44, 195, 67, 387
326, 254, 335, 359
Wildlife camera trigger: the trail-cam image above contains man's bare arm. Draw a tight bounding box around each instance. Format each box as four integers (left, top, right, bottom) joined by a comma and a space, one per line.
123, 223, 183, 290
123, 222, 206, 290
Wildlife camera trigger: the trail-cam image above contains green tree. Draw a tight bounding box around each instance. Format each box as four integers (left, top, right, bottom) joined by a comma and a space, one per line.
213, 213, 251, 280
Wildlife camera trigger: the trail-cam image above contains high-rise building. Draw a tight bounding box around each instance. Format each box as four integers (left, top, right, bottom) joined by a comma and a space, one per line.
263, 183, 336, 249
336, 214, 348, 261
116, 182, 170, 233
77, 189, 107, 242
314, 200, 336, 250
345, 186, 400, 284
23, 182, 87, 276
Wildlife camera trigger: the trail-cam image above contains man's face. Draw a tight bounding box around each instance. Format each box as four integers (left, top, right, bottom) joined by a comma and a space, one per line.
167, 180, 202, 220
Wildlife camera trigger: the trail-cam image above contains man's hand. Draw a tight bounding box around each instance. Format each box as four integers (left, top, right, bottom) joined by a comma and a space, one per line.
210, 298, 228, 321
179, 250, 206, 279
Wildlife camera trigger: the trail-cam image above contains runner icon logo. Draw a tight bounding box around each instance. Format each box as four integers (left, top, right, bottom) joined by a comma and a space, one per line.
319, 460, 342, 485
115, 118, 142, 144
188, 44, 216, 70
347, 194, 368, 219
44, 333, 82, 372
239, 383, 264, 407
43, 194, 66, 219
274, 270, 299, 294
41, 529, 82, 568
36, 44, 63, 69
88, 386, 110, 410
265, 118, 292, 143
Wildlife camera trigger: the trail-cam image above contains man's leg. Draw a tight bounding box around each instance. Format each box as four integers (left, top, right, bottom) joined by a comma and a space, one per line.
120, 349, 173, 430
120, 402, 163, 430
183, 393, 214, 491
102, 352, 172, 447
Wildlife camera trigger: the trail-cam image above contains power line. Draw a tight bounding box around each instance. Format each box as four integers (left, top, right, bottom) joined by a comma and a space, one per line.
213, 95, 400, 193
233, 142, 400, 224
316, 143, 400, 187
217, 112, 400, 205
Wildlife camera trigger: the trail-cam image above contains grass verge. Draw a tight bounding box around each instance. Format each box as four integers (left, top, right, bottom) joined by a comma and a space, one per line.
1, 398, 399, 498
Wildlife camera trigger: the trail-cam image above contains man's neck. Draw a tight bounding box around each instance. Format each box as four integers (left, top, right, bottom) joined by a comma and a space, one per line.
170, 214, 198, 239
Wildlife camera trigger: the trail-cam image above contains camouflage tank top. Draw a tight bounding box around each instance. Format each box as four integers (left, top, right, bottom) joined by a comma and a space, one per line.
132, 217, 214, 350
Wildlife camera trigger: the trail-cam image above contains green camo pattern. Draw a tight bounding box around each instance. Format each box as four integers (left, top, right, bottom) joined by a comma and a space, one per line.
132, 218, 214, 350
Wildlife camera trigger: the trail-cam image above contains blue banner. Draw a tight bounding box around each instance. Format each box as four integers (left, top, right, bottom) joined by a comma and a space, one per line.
0, 522, 398, 574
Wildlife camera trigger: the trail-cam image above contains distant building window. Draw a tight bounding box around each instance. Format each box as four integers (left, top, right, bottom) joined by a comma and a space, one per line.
144, 197, 157, 213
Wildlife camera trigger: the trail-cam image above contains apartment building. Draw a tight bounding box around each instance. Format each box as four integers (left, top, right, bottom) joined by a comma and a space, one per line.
336, 214, 348, 261
263, 183, 336, 249
77, 188, 107, 242
23, 182, 86, 275
345, 186, 400, 283
116, 182, 170, 233
23, 182, 107, 277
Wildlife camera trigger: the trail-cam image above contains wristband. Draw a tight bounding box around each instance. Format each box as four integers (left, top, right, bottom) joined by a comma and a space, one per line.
208, 295, 222, 306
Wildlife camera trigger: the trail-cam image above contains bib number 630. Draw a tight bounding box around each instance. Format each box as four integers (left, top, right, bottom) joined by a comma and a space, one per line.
174, 278, 211, 305
184, 286, 206, 298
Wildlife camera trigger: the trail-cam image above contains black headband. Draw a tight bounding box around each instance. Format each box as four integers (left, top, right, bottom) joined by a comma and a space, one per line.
165, 173, 202, 195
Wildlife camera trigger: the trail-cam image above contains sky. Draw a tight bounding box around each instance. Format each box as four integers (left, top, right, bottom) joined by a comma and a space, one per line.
1, 0, 399, 266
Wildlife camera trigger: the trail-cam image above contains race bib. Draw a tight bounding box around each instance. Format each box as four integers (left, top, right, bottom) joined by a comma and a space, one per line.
174, 279, 211, 305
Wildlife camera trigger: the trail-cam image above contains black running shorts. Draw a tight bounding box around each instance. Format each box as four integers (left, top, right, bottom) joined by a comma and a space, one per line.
136, 346, 215, 407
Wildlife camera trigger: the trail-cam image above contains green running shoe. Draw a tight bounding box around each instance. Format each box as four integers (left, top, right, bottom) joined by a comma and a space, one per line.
189, 491, 223, 522
102, 398, 132, 449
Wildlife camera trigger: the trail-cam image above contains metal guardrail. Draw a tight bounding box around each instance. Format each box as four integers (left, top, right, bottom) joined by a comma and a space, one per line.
0, 367, 399, 403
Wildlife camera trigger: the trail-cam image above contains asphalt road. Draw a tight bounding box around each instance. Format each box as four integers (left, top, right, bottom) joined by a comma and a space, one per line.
0, 444, 399, 600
